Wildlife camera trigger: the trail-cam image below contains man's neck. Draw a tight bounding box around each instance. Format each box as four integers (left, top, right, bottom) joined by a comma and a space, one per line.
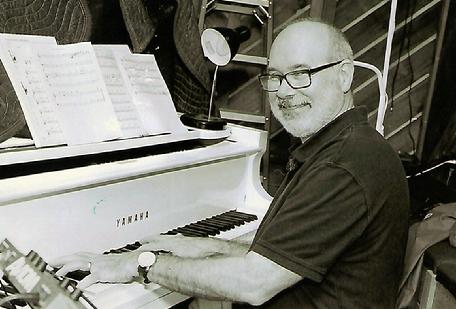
299, 94, 354, 143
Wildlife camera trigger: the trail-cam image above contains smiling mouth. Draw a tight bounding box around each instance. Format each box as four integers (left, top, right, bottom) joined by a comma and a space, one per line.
278, 102, 311, 110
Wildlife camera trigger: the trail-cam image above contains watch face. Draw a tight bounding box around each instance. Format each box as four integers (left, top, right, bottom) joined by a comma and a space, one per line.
138, 252, 156, 267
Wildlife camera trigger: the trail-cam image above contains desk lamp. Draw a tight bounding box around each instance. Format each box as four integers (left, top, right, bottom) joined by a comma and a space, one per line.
180, 26, 250, 130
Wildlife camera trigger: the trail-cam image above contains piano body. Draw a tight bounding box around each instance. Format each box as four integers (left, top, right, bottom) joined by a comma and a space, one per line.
0, 124, 272, 308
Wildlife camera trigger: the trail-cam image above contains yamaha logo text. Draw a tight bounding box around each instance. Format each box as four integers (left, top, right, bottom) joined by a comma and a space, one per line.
116, 211, 149, 227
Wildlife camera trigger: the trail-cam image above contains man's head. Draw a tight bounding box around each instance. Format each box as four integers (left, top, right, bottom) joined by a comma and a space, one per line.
263, 18, 354, 139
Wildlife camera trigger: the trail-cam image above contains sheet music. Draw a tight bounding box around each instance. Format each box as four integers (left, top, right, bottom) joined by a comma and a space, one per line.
0, 34, 65, 147
0, 137, 34, 149
93, 45, 146, 139
115, 53, 187, 135
36, 42, 122, 145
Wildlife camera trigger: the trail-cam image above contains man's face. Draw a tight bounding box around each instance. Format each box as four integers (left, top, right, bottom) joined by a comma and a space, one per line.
267, 23, 346, 138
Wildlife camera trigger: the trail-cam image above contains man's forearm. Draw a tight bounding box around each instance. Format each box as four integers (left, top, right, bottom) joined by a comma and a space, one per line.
140, 236, 251, 258
213, 238, 250, 256
146, 254, 258, 303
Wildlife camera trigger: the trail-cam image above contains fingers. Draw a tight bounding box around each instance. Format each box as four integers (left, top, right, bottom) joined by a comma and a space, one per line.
50, 252, 94, 267
78, 274, 99, 290
140, 233, 183, 244
55, 260, 91, 277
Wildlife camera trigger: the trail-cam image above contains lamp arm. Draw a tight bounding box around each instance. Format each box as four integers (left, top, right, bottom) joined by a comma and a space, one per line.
353, 61, 387, 136
379, 0, 398, 136
352, 0, 397, 136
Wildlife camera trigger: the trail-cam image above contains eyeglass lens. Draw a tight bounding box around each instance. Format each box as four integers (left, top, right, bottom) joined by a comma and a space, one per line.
260, 71, 311, 91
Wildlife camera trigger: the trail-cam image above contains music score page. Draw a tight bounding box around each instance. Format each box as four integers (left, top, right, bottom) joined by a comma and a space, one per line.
115, 53, 187, 135
93, 45, 146, 139
35, 42, 122, 145
0, 34, 65, 147
0, 34, 188, 147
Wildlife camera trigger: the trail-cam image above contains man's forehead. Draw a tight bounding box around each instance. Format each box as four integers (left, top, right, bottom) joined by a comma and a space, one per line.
269, 22, 331, 70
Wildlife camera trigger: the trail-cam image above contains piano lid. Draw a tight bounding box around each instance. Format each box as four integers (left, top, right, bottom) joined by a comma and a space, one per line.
0, 124, 268, 207
0, 126, 231, 168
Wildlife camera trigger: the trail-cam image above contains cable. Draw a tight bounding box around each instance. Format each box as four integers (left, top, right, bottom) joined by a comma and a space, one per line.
390, 0, 410, 111
389, 0, 417, 154
376, 0, 398, 135
406, 0, 418, 154
68, 281, 98, 309
0, 280, 10, 298
407, 159, 456, 178
0, 281, 13, 309
0, 293, 39, 307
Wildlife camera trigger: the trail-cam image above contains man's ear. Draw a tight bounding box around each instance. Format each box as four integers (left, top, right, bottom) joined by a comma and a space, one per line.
338, 59, 354, 93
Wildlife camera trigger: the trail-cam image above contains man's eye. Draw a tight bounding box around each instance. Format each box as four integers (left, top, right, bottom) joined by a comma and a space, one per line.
288, 72, 308, 80
268, 75, 282, 81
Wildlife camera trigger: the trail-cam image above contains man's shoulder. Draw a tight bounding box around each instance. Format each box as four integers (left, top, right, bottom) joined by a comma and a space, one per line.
318, 122, 406, 189
336, 123, 400, 166
332, 123, 408, 199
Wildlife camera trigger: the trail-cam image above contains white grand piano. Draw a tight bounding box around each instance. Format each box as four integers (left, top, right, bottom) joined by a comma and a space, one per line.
0, 121, 272, 308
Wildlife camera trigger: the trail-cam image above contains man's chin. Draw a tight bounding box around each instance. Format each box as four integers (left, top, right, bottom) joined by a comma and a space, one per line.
281, 122, 313, 138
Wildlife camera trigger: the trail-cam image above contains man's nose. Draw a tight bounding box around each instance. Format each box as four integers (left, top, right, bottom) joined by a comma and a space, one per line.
276, 78, 295, 99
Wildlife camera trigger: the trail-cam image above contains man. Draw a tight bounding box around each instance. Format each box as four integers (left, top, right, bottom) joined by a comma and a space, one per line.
52, 18, 409, 308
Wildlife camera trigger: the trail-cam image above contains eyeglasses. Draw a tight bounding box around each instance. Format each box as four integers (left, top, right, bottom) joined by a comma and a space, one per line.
258, 60, 343, 92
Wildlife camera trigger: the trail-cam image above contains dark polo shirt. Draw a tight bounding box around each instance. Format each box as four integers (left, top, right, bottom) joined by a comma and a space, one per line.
248, 107, 409, 308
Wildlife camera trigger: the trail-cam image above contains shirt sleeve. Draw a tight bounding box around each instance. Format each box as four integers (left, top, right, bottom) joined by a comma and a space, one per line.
250, 162, 368, 282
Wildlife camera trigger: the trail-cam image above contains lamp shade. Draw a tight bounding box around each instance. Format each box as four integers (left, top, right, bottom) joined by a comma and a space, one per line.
201, 26, 250, 66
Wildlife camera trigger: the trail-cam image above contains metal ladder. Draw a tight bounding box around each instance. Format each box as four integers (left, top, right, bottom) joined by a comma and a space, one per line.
198, 0, 274, 189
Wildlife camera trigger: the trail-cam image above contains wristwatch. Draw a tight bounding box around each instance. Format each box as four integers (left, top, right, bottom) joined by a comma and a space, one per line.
137, 251, 157, 284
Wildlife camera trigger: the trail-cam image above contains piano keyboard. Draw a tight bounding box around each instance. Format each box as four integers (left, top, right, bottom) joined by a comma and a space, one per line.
106, 209, 258, 254
60, 209, 261, 308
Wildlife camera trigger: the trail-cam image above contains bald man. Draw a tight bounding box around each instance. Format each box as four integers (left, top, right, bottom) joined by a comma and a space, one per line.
53, 19, 409, 308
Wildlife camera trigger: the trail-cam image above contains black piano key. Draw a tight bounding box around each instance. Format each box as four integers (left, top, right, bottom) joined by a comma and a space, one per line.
174, 227, 207, 237
225, 211, 257, 221
162, 230, 178, 235
106, 249, 125, 254
179, 226, 209, 236
219, 217, 243, 226
204, 217, 236, 229
196, 220, 230, 231
65, 270, 91, 281
209, 216, 241, 226
229, 210, 258, 221
103, 242, 142, 255
187, 223, 220, 235
124, 242, 142, 251
221, 213, 252, 224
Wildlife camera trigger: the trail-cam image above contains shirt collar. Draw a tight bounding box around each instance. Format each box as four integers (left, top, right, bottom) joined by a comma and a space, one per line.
291, 106, 368, 163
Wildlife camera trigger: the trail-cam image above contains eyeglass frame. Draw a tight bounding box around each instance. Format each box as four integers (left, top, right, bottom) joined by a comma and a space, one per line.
258, 60, 344, 92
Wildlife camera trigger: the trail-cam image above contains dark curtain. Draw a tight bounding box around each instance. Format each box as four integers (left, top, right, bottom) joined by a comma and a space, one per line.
422, 1, 456, 164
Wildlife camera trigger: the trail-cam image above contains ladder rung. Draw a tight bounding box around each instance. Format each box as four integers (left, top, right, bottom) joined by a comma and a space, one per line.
232, 54, 268, 65
212, 3, 253, 14
217, 0, 269, 7
220, 110, 266, 124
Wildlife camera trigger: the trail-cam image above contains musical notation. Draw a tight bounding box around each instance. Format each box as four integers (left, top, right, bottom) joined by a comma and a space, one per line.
35, 42, 122, 145
93, 45, 146, 138
117, 54, 187, 135
0, 34, 65, 147
0, 35, 188, 147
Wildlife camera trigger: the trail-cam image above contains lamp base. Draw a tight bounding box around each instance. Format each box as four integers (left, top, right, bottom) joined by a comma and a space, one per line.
180, 113, 227, 131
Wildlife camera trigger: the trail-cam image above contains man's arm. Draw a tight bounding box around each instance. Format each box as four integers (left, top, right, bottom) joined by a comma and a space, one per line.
139, 233, 255, 258
147, 251, 302, 305
51, 246, 301, 305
